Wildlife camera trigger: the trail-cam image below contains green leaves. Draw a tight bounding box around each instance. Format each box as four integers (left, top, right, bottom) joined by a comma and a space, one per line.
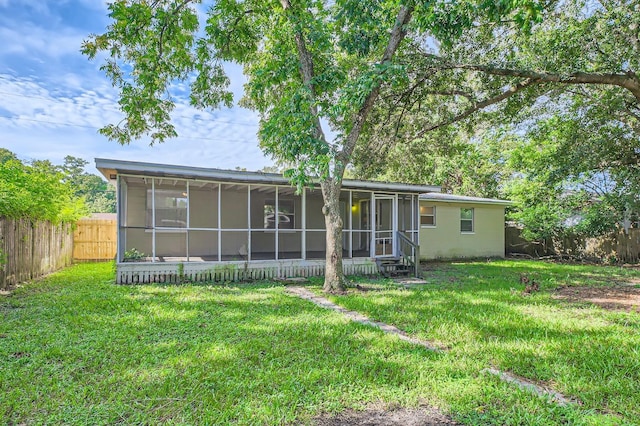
0, 153, 88, 223
83, 0, 234, 145
413, 0, 545, 45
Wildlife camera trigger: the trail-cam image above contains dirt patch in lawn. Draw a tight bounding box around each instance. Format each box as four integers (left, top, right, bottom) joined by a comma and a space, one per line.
314, 406, 460, 426
554, 284, 640, 312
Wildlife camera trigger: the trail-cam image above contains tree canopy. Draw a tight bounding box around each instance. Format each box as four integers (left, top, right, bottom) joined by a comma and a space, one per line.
0, 152, 88, 223
354, 0, 639, 240
61, 156, 116, 214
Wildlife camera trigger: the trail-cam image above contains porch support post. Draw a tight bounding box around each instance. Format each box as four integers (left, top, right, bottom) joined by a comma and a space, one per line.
302, 189, 306, 260
218, 183, 221, 262
275, 187, 279, 260
116, 174, 122, 263
410, 194, 414, 240
186, 181, 190, 262
348, 190, 352, 258
411, 195, 420, 244
247, 185, 251, 262
151, 178, 156, 262
370, 194, 375, 258
393, 194, 398, 257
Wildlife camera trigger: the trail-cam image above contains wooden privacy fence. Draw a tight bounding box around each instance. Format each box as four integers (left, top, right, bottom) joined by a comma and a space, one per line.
0, 218, 73, 290
506, 226, 640, 263
73, 218, 117, 261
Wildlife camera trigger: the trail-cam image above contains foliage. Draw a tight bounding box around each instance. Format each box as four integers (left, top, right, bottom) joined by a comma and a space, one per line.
61, 156, 116, 213
366, 128, 507, 197
122, 248, 146, 262
0, 152, 87, 223
2, 261, 640, 424
503, 119, 636, 239
357, 0, 639, 240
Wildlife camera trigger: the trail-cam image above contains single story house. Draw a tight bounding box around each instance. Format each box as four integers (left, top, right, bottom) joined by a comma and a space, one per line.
96, 158, 510, 283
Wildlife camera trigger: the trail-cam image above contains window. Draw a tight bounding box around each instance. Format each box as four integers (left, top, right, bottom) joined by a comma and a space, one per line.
147, 187, 188, 228
420, 205, 436, 227
460, 208, 474, 233
264, 199, 295, 229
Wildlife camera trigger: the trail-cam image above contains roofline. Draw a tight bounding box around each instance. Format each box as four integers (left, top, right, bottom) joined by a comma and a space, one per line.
419, 194, 512, 206
95, 158, 441, 193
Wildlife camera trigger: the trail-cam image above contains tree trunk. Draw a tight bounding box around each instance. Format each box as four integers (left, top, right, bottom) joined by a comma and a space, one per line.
321, 178, 346, 293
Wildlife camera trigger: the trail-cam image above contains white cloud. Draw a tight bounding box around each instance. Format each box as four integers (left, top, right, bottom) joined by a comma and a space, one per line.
0, 0, 50, 13
0, 0, 277, 175
0, 73, 271, 172
0, 25, 86, 59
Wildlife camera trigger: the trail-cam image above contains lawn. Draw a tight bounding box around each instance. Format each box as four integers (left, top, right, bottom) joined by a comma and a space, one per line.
1, 261, 639, 425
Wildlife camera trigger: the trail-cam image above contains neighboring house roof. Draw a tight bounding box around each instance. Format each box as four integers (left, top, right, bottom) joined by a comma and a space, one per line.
420, 193, 512, 206
95, 158, 442, 194
89, 213, 117, 220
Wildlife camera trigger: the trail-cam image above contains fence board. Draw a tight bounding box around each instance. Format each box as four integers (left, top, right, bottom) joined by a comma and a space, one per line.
0, 217, 73, 290
73, 219, 117, 261
506, 226, 640, 263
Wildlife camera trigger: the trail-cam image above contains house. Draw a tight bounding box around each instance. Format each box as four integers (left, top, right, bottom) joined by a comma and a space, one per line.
96, 159, 510, 283
418, 193, 511, 260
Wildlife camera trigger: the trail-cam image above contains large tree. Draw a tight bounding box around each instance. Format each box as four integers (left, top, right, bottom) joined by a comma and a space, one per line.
83, 0, 545, 292
355, 0, 639, 237
61, 156, 117, 213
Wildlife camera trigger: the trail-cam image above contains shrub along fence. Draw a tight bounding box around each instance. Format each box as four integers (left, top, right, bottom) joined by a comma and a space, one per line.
0, 218, 73, 290
506, 225, 640, 263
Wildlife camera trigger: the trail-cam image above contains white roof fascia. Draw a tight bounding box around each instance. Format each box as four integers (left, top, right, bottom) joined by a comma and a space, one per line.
95, 158, 441, 194
420, 193, 512, 206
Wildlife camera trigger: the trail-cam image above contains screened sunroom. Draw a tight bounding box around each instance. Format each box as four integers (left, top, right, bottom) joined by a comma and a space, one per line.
96, 158, 439, 283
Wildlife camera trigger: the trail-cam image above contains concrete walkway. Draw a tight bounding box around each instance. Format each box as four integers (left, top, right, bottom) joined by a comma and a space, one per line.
285, 286, 442, 352
285, 285, 578, 407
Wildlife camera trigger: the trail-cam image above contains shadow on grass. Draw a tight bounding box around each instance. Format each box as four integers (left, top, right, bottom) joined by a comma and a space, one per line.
1, 262, 635, 425
330, 260, 640, 422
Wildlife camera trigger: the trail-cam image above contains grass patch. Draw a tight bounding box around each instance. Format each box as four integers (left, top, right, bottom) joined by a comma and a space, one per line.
1, 261, 639, 424
329, 260, 640, 424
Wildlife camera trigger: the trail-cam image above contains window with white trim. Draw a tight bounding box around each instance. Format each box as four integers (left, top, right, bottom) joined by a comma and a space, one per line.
460, 208, 474, 233
420, 205, 436, 227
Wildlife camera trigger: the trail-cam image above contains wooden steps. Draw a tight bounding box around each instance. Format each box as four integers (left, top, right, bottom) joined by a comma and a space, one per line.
376, 257, 411, 278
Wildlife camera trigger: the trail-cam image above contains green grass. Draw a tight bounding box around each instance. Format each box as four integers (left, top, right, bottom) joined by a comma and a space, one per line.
329, 260, 640, 425
1, 261, 639, 425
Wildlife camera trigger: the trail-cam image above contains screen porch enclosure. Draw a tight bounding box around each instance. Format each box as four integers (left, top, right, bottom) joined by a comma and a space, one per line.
117, 175, 419, 264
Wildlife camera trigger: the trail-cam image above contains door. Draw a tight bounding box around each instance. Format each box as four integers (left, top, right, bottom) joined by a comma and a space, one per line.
372, 194, 396, 257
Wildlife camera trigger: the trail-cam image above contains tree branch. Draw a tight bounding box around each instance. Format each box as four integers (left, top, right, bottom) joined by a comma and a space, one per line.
336, 3, 414, 177
438, 62, 640, 102
220, 9, 255, 57
417, 78, 541, 136
157, 0, 194, 61
279, 0, 327, 145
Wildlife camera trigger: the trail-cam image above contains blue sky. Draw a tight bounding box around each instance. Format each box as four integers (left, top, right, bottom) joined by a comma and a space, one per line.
0, 0, 271, 176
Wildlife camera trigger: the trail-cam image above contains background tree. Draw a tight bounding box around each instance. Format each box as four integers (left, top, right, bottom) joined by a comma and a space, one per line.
0, 151, 87, 223
61, 156, 116, 213
355, 0, 639, 239
83, 0, 546, 292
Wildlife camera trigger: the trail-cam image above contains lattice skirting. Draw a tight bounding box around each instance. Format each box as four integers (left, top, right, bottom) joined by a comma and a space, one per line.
116, 258, 379, 284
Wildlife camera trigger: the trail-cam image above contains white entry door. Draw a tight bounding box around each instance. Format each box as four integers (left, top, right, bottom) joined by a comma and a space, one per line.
371, 194, 397, 257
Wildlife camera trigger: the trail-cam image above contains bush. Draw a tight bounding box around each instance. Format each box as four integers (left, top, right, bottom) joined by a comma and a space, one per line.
0, 154, 87, 223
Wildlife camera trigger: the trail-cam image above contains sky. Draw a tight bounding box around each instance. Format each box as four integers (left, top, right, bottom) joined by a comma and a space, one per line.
0, 0, 272, 177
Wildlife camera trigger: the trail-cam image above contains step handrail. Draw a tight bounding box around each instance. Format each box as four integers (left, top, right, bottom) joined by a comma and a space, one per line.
397, 232, 420, 278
